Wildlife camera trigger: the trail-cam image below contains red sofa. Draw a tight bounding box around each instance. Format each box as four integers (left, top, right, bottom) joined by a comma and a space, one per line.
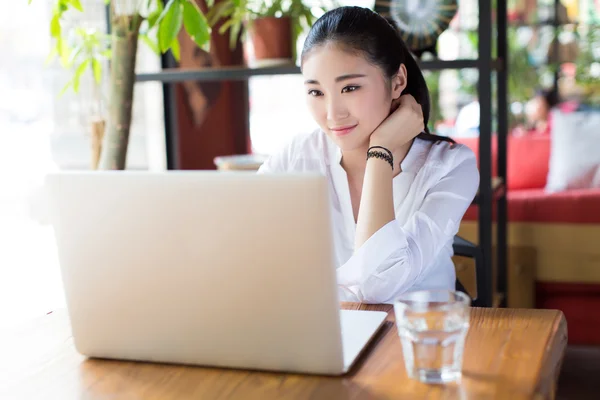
455, 134, 600, 345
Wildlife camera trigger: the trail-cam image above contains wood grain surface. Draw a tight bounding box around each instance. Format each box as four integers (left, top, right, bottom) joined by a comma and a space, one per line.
0, 303, 567, 399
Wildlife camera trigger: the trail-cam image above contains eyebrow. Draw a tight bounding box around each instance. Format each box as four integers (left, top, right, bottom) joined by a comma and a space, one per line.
304, 74, 367, 84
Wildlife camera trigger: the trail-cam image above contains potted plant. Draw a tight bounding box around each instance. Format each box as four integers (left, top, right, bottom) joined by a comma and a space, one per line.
33, 0, 212, 170
207, 0, 330, 66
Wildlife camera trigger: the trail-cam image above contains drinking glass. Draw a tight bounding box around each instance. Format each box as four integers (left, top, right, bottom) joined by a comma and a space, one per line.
394, 290, 471, 384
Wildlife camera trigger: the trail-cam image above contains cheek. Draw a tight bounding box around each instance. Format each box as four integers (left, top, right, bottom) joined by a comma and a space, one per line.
306, 99, 327, 125
351, 90, 390, 128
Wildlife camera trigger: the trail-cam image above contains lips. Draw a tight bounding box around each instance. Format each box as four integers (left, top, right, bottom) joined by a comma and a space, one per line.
330, 124, 357, 137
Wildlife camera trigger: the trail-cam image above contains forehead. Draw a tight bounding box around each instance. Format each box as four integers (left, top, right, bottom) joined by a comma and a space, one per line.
302, 43, 380, 81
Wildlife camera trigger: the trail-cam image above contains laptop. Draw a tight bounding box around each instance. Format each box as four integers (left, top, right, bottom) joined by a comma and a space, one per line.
46, 171, 387, 375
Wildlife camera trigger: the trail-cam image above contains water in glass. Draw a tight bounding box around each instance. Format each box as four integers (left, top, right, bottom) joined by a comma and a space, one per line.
394, 290, 470, 384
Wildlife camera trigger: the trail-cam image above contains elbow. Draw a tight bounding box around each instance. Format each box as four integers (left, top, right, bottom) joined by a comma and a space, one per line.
355, 261, 418, 304
358, 290, 393, 305
336, 281, 392, 304
336, 233, 421, 304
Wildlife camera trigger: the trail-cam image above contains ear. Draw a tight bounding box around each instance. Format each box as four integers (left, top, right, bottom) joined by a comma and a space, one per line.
391, 64, 408, 100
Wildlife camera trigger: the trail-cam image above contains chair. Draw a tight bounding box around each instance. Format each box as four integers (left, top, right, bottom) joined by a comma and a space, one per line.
453, 235, 493, 307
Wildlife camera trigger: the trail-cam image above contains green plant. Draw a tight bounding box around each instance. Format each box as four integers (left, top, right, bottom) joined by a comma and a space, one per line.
507, 29, 541, 104
53, 28, 111, 112
207, 0, 328, 51
574, 22, 600, 105
423, 70, 443, 131
459, 28, 543, 127
32, 0, 212, 170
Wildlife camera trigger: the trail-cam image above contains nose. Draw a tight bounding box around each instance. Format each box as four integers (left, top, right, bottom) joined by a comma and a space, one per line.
326, 95, 349, 122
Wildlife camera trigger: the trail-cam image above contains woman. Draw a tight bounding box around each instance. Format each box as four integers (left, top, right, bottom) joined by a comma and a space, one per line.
258, 6, 479, 304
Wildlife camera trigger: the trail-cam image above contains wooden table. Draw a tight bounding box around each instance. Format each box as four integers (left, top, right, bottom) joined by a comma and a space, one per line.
0, 303, 567, 400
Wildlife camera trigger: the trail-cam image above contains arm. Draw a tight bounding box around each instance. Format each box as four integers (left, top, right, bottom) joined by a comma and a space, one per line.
353, 153, 395, 249
355, 95, 424, 249
338, 151, 479, 304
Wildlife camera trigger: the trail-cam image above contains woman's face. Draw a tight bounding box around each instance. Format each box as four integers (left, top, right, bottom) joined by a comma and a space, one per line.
525, 95, 550, 124
302, 44, 405, 152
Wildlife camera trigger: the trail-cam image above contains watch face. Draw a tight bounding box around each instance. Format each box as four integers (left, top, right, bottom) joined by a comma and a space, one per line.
375, 0, 458, 52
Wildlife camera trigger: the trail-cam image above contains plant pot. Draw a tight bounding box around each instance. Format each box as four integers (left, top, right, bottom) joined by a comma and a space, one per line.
248, 16, 293, 66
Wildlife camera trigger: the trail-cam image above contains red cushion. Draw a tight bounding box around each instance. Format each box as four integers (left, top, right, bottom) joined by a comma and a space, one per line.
454, 135, 551, 190
507, 135, 551, 189
536, 282, 600, 345
463, 188, 600, 224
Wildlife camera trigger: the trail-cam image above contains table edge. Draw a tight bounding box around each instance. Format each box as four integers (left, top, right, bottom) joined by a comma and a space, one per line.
535, 310, 569, 398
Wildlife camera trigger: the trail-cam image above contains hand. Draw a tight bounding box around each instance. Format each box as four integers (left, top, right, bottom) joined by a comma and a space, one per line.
369, 94, 424, 155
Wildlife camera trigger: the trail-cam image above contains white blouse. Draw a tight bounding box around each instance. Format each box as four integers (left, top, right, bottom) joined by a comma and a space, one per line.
258, 130, 479, 304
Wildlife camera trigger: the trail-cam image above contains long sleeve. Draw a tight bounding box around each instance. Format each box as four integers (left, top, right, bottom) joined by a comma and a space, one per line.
336, 150, 479, 304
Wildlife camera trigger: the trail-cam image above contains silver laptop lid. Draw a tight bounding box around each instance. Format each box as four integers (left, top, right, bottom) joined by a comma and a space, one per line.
46, 171, 344, 374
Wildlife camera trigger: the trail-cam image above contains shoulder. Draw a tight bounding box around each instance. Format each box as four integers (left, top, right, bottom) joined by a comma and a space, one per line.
411, 138, 479, 192
258, 129, 334, 173
420, 138, 478, 170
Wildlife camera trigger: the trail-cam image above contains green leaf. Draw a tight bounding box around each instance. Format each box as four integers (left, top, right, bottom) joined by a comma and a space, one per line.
57, 1, 68, 13
73, 59, 90, 92
218, 19, 236, 35
206, 1, 231, 26
158, 0, 184, 53
229, 18, 241, 50
147, 9, 162, 29
67, 46, 83, 67
182, 0, 210, 49
92, 58, 102, 83
170, 37, 180, 61
59, 81, 72, 97
58, 38, 71, 67
100, 48, 112, 58
147, 0, 164, 30
66, 0, 83, 12
50, 14, 61, 38
45, 46, 58, 65
140, 33, 160, 56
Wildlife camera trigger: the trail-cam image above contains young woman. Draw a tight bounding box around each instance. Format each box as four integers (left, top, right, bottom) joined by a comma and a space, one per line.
258, 6, 479, 304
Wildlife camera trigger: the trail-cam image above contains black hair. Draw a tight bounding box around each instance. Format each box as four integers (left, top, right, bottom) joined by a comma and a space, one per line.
536, 88, 560, 109
301, 6, 453, 143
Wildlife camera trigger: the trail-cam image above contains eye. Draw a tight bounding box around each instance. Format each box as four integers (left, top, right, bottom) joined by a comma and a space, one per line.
307, 89, 323, 97
342, 85, 360, 93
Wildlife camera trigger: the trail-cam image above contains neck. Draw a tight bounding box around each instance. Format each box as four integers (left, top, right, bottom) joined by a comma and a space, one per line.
340, 144, 369, 178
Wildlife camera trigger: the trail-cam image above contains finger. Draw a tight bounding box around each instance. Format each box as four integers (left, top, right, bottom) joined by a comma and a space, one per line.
414, 103, 424, 118
406, 96, 423, 117
400, 95, 420, 114
399, 94, 417, 107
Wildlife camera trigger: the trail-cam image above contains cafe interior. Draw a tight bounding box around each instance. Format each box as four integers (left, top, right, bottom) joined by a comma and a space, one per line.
1, 0, 600, 398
